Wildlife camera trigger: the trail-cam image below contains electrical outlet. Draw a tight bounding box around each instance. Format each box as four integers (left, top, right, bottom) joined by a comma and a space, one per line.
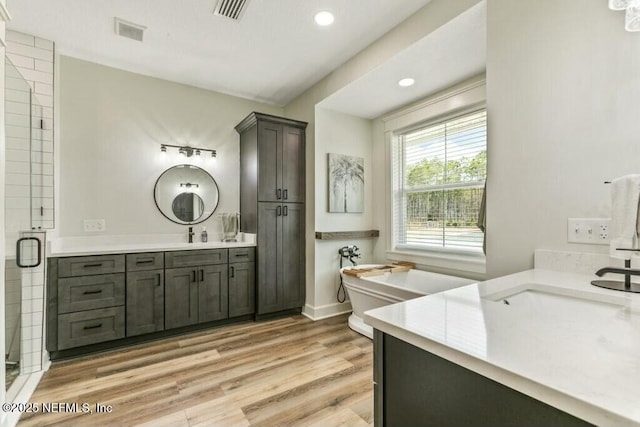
567, 218, 611, 245
84, 219, 105, 232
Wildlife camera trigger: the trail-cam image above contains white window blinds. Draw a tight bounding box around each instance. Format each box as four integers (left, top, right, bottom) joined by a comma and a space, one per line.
392, 109, 486, 253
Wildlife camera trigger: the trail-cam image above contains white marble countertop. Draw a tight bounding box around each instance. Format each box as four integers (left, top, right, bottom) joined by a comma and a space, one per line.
364, 268, 640, 427
48, 233, 256, 257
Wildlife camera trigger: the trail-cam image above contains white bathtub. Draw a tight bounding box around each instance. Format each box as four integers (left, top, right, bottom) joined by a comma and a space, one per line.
340, 264, 476, 338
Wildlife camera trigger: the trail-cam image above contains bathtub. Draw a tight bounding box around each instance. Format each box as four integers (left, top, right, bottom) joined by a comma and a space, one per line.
340, 264, 476, 338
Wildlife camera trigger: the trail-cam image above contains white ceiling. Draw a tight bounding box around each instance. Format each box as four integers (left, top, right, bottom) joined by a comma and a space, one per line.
6, 0, 436, 107
319, 1, 486, 119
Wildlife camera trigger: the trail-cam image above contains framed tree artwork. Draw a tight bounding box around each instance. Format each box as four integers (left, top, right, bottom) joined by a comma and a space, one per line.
328, 153, 364, 213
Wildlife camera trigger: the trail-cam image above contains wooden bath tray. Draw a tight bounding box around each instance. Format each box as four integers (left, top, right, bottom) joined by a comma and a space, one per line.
342, 262, 416, 278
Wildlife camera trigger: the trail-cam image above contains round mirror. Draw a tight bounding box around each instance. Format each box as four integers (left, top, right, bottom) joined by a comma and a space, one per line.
154, 165, 219, 225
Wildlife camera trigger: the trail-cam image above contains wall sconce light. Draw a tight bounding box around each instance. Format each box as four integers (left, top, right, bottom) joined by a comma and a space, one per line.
609, 0, 640, 32
160, 144, 217, 158
180, 182, 199, 189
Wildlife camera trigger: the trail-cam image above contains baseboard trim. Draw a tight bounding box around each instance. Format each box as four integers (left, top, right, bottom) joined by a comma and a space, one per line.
302, 301, 352, 321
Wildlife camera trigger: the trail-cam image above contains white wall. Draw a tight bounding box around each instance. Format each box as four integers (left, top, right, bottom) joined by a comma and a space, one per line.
285, 0, 483, 317
485, 0, 640, 277
58, 56, 283, 238
306, 108, 374, 319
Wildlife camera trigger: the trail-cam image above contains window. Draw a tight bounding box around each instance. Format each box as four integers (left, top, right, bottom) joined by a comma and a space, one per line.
392, 109, 486, 254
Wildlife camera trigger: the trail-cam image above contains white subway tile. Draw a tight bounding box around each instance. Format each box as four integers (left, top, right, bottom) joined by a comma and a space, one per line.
6, 53, 35, 69
34, 37, 54, 51
6, 112, 30, 127
34, 58, 53, 72
6, 31, 35, 46
34, 82, 53, 97
6, 43, 52, 62
5, 88, 30, 103
15, 68, 53, 85
6, 124, 30, 139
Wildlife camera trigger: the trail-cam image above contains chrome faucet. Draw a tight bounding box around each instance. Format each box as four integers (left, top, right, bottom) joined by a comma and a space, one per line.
592, 258, 640, 293
188, 226, 194, 243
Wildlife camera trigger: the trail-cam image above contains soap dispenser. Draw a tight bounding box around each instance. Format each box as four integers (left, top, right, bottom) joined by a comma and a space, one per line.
201, 226, 208, 243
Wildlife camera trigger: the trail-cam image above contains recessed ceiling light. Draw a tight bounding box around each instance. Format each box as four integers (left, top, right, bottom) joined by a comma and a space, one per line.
398, 78, 415, 87
314, 11, 335, 26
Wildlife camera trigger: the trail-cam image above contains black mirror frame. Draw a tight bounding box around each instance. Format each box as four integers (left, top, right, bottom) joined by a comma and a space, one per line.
153, 164, 220, 225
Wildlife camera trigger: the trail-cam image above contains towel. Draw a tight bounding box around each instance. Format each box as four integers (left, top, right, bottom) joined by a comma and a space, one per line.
610, 174, 640, 259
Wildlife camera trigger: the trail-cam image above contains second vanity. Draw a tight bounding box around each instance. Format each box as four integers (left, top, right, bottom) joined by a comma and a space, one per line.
46, 237, 256, 359
365, 267, 640, 427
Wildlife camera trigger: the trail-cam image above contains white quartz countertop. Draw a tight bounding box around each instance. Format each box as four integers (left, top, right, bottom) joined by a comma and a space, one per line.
48, 234, 256, 257
364, 268, 640, 427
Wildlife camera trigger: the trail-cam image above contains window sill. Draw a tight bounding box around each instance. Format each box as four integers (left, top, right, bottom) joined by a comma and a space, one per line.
386, 248, 486, 275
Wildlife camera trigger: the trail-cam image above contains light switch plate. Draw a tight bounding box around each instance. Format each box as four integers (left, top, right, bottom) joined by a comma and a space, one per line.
567, 218, 611, 245
84, 219, 105, 232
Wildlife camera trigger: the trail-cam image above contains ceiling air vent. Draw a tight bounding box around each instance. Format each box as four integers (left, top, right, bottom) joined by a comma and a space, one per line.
114, 18, 146, 42
213, 0, 251, 21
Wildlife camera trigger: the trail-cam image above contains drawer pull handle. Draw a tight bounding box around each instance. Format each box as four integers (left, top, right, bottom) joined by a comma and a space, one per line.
230, 266, 235, 278
83, 323, 102, 330
83, 289, 103, 295
276, 206, 282, 216
83, 263, 103, 268
199, 269, 204, 282
276, 188, 282, 199
283, 189, 288, 200
235, 253, 248, 257
283, 206, 288, 216
191, 270, 196, 282
136, 259, 154, 265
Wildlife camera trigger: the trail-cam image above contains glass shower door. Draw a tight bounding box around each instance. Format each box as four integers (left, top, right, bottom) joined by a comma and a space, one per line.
4, 58, 47, 393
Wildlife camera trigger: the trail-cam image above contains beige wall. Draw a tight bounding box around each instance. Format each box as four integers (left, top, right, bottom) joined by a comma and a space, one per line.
485, 0, 640, 277
309, 108, 374, 318
58, 56, 282, 237
284, 0, 483, 317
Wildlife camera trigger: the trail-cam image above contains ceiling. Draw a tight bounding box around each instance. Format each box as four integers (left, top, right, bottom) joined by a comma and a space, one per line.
6, 0, 486, 119
319, 1, 486, 119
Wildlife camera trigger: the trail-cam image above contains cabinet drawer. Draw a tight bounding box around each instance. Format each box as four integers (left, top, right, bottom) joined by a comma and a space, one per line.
57, 307, 125, 350
58, 255, 125, 277
229, 247, 255, 263
165, 249, 228, 268
58, 274, 125, 314
126, 252, 164, 271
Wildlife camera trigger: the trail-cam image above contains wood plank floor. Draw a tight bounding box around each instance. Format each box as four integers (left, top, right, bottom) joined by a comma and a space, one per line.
18, 314, 373, 427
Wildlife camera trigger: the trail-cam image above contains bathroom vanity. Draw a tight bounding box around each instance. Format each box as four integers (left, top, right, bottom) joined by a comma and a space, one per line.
46, 241, 256, 359
365, 269, 640, 427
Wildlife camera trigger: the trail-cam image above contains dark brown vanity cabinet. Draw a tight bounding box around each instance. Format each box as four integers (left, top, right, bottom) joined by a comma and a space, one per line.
228, 248, 256, 317
126, 253, 164, 337
254, 120, 305, 203
257, 202, 305, 314
164, 249, 228, 329
53, 255, 126, 351
236, 112, 307, 317
48, 247, 256, 358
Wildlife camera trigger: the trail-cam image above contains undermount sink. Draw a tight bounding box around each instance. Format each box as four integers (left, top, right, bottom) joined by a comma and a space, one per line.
483, 283, 628, 315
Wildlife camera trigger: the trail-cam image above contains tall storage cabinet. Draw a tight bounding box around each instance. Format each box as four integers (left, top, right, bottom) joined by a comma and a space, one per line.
236, 112, 307, 317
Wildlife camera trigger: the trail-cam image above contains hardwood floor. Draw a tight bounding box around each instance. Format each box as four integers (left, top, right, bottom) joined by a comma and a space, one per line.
18, 314, 373, 427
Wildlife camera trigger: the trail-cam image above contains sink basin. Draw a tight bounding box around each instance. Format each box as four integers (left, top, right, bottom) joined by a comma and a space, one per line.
483, 283, 628, 315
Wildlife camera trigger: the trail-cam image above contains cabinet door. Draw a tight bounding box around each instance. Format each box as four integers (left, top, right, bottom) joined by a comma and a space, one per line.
281, 126, 305, 203
198, 264, 228, 323
229, 262, 255, 317
165, 267, 198, 329
257, 121, 282, 202
126, 269, 164, 337
257, 202, 283, 314
281, 203, 305, 309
